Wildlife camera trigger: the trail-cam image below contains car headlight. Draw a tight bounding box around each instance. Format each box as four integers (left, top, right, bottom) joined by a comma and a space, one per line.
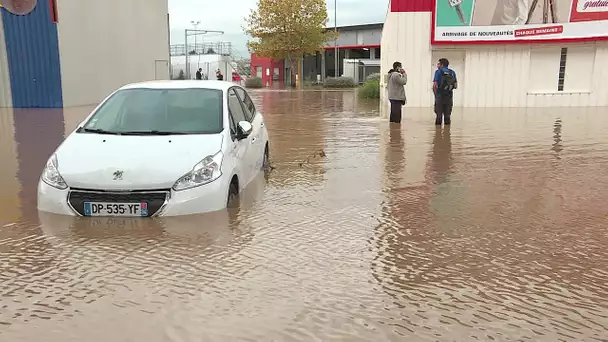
172, 151, 223, 191
41, 154, 68, 190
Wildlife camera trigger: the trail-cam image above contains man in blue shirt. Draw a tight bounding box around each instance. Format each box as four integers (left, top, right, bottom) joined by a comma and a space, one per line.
433, 58, 458, 126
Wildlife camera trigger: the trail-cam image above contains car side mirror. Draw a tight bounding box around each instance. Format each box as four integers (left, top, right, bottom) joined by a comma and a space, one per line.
236, 121, 252, 140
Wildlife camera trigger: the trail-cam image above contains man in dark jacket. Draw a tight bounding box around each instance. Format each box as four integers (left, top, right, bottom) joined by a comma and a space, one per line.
196, 68, 203, 80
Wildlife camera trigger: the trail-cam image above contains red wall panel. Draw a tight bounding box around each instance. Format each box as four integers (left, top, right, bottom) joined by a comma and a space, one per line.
390, 0, 433, 12
250, 54, 284, 87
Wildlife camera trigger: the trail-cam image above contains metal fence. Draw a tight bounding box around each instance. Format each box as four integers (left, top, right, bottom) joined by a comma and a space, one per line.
170, 42, 233, 56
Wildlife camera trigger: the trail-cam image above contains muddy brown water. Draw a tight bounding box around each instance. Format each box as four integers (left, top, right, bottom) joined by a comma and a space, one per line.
0, 90, 607, 341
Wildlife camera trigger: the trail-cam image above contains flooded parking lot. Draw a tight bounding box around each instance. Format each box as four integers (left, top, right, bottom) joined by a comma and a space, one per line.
1, 90, 607, 341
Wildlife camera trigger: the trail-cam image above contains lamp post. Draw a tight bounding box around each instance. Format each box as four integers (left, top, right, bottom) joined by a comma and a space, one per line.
334, 0, 338, 77
190, 20, 200, 53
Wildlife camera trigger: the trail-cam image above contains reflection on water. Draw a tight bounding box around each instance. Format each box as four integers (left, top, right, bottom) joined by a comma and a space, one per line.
553, 118, 563, 158
1, 94, 608, 341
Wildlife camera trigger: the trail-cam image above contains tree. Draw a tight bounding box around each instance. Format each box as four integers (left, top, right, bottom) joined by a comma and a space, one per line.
244, 0, 337, 88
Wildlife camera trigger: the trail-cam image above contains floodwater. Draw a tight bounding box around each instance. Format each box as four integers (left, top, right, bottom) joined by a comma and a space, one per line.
1, 90, 607, 341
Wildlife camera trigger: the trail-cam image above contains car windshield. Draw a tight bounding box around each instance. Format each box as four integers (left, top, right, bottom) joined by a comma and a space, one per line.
80, 88, 223, 135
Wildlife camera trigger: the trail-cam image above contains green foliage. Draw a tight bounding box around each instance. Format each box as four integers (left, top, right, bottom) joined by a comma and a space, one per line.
244, 0, 338, 64
365, 73, 381, 82
358, 79, 380, 99
245, 76, 264, 88
324, 77, 357, 88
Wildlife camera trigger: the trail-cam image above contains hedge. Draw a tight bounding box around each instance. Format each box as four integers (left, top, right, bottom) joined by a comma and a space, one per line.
358, 79, 380, 99
245, 76, 263, 88
324, 76, 357, 88
365, 73, 381, 82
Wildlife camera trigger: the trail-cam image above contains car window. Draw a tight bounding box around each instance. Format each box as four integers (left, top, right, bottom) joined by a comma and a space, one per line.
82, 88, 223, 134
228, 88, 247, 124
85, 92, 129, 129
234, 88, 256, 121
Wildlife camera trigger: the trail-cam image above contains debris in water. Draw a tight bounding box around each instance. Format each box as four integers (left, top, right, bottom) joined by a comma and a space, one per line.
299, 149, 327, 167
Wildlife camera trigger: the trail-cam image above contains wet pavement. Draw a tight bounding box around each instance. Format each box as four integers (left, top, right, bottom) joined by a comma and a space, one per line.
1, 90, 607, 341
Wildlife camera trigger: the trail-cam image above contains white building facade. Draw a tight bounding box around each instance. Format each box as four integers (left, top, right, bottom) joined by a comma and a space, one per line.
380, 0, 608, 109
0, 0, 170, 108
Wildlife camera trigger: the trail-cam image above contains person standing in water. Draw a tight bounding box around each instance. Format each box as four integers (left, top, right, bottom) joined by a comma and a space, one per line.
387, 61, 408, 124
433, 58, 457, 126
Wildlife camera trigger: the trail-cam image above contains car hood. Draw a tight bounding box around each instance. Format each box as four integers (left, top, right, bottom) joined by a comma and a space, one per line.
55, 132, 224, 190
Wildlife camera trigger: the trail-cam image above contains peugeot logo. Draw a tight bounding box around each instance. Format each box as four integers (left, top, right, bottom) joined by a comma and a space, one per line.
112, 170, 123, 180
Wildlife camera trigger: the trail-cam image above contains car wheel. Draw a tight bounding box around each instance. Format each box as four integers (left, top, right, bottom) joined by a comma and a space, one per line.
227, 181, 239, 207
262, 145, 270, 171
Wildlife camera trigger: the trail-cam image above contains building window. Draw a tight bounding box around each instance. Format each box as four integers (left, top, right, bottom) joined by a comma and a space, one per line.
376, 47, 381, 58
349, 48, 370, 59
558, 48, 567, 91
256, 66, 263, 78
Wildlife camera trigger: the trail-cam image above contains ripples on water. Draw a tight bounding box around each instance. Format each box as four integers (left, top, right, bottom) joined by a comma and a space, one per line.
0, 92, 607, 341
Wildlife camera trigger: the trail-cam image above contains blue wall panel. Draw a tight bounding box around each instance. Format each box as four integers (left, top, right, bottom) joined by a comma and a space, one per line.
1, 3, 63, 108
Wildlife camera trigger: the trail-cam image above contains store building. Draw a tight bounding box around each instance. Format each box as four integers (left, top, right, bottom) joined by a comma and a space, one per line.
381, 0, 608, 109
251, 23, 382, 87
0, 0, 170, 108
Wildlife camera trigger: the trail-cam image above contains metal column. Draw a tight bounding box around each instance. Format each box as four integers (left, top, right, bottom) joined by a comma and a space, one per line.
321, 51, 326, 82
334, 0, 338, 77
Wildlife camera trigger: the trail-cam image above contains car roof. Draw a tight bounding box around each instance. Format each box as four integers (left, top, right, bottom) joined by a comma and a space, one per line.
119, 80, 239, 92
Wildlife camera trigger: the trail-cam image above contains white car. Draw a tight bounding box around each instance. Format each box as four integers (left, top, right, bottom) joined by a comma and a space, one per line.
37, 80, 269, 217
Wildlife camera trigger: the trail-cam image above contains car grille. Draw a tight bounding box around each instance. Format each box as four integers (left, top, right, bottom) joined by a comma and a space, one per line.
68, 188, 169, 217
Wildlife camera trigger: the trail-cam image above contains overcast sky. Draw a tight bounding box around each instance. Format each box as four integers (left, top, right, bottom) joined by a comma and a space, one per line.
168, 0, 389, 57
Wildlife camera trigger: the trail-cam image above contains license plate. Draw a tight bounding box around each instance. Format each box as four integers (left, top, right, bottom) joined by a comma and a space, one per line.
83, 202, 148, 217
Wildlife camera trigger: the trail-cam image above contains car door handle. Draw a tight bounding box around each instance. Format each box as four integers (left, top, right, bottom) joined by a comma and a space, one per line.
251, 137, 257, 144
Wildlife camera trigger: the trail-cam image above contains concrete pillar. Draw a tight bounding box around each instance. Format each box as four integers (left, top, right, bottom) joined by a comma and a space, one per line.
321, 51, 326, 81
298, 56, 304, 88
370, 48, 376, 59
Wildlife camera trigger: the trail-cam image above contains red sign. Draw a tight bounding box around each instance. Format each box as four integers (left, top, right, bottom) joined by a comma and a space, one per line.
514, 26, 564, 37
570, 0, 608, 22
49, 0, 57, 22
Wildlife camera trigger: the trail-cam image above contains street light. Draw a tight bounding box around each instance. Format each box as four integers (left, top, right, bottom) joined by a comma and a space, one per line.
334, 0, 338, 77
190, 20, 200, 53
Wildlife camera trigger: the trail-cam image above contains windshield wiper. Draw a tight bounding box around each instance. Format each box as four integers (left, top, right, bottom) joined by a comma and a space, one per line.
80, 128, 121, 135
119, 130, 188, 136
